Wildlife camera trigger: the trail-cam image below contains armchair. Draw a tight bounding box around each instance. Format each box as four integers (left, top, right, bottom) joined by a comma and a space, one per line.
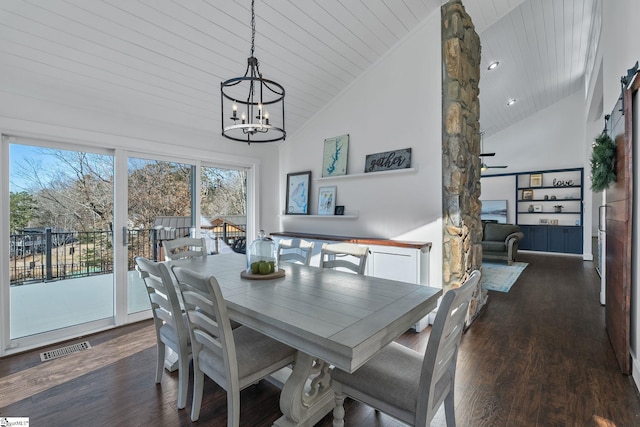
481, 222, 524, 265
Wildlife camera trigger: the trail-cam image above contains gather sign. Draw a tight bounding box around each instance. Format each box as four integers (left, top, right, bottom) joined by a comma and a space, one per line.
365, 148, 412, 173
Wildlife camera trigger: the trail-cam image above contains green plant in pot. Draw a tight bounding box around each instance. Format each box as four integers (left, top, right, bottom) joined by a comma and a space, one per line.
590, 132, 616, 192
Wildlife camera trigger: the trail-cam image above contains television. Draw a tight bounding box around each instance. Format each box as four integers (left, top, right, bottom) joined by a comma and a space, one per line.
481, 200, 507, 224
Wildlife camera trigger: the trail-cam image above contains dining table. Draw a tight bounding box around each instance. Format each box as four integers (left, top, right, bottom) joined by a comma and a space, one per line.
169, 252, 442, 427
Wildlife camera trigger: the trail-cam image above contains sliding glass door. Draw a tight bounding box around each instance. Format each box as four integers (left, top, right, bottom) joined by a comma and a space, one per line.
2, 136, 255, 355
200, 165, 247, 254
126, 156, 194, 315
7, 139, 115, 341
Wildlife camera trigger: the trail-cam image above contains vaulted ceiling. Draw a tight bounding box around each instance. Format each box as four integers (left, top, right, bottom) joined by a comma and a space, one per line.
0, 0, 596, 141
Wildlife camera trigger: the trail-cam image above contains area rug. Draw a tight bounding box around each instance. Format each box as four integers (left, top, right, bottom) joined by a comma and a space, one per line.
482, 261, 528, 293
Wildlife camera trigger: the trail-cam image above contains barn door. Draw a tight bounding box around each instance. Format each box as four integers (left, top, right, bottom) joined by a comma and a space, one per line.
605, 75, 638, 375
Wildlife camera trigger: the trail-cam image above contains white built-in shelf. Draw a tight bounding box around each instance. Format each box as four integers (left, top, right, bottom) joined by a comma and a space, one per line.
517, 185, 581, 190
315, 167, 416, 181
519, 198, 581, 202
280, 211, 359, 219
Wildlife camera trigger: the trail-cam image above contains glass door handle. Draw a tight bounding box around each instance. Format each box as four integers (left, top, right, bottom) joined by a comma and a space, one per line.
599, 205, 608, 232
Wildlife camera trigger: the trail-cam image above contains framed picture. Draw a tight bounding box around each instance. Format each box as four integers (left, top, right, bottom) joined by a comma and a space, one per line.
550, 219, 559, 225
335, 205, 345, 215
522, 189, 534, 200
530, 173, 543, 187
533, 205, 542, 212
322, 134, 349, 177
318, 186, 337, 215
285, 171, 311, 215
539, 218, 548, 224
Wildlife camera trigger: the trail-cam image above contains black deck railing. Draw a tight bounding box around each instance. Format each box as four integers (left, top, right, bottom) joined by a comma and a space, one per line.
9, 224, 246, 286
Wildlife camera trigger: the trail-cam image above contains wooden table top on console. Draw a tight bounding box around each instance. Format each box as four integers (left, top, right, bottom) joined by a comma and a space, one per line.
271, 231, 432, 251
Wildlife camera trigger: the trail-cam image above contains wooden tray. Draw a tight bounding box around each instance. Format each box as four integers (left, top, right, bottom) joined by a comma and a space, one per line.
240, 268, 286, 280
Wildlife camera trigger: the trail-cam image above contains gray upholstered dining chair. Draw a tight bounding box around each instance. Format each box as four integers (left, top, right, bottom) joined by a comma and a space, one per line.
163, 236, 207, 261
319, 242, 369, 275
171, 266, 297, 425
277, 238, 315, 266
135, 256, 191, 410
331, 269, 481, 427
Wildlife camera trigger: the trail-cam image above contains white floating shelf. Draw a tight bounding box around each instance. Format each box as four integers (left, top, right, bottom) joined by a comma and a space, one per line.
280, 210, 359, 219
316, 167, 417, 181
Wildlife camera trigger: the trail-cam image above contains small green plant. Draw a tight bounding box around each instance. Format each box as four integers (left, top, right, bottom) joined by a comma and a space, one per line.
590, 133, 616, 192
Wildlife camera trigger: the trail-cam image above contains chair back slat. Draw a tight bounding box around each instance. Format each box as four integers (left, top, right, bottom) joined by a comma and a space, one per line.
416, 269, 480, 426
154, 307, 174, 326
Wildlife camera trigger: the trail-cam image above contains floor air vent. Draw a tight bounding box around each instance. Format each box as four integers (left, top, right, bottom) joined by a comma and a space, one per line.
40, 341, 91, 362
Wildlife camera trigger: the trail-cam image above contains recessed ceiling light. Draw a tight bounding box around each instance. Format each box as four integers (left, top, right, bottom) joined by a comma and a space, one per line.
487, 61, 499, 70
506, 99, 517, 106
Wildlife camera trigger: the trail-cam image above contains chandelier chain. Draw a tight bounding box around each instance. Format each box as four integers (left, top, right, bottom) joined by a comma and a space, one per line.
250, 0, 256, 58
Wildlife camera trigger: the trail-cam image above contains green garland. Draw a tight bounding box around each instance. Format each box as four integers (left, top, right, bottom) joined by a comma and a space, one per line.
590, 133, 616, 192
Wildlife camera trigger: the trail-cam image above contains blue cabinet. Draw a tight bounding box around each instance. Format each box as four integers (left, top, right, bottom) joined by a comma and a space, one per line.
519, 225, 549, 251
519, 225, 582, 254
548, 226, 583, 254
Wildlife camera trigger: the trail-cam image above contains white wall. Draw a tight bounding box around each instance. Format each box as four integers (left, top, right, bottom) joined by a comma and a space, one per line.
482, 90, 587, 174
278, 10, 443, 287
594, 0, 640, 391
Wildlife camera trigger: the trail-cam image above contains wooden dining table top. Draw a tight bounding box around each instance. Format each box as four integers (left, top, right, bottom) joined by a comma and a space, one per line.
169, 253, 442, 373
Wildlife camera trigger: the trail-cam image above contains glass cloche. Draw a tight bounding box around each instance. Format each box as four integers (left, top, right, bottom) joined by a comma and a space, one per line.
246, 230, 279, 275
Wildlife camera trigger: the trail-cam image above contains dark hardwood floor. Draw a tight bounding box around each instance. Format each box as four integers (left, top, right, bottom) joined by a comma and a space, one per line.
1, 253, 639, 426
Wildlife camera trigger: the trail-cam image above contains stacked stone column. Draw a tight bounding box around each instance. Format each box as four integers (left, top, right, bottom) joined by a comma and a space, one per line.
441, 0, 485, 323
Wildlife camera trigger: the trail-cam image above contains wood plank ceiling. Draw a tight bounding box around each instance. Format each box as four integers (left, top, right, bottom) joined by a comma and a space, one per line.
0, 0, 597, 141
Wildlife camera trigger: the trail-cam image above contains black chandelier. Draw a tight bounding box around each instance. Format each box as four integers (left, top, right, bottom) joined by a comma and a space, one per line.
221, 0, 286, 144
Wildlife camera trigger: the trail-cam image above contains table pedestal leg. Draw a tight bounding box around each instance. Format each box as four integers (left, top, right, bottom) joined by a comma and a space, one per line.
274, 352, 334, 427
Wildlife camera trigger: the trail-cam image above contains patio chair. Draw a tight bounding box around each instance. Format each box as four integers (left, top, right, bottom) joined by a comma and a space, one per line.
171, 266, 297, 424
135, 256, 191, 410
331, 269, 481, 427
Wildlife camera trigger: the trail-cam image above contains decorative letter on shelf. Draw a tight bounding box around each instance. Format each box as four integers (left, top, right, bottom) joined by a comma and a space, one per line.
365, 148, 411, 173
